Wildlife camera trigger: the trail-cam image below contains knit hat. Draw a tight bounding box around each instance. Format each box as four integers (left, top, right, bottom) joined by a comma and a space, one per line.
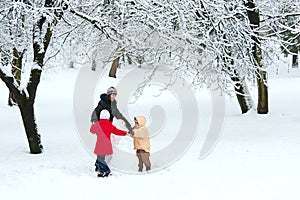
107, 86, 117, 95
100, 109, 110, 119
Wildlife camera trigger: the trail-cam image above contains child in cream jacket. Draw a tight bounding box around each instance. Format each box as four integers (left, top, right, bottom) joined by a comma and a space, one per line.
131, 116, 151, 172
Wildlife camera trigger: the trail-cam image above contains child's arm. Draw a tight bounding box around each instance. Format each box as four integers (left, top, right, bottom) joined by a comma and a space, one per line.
111, 125, 127, 136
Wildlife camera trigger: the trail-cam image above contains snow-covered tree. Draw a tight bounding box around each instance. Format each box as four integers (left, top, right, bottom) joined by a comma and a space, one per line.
0, 0, 117, 154
0, 0, 67, 153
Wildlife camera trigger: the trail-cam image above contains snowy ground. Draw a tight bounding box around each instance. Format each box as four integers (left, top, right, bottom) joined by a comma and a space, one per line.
1, 63, 300, 200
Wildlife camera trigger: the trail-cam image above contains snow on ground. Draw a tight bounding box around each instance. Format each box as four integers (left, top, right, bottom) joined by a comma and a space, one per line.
0, 64, 300, 200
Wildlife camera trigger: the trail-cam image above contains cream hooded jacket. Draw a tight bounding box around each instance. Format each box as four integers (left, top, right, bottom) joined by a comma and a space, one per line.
133, 116, 150, 153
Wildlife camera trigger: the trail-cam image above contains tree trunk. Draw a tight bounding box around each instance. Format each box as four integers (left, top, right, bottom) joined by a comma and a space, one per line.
256, 69, 268, 114
253, 27, 269, 114
109, 57, 120, 78
91, 59, 96, 71
69, 60, 74, 68
292, 54, 298, 68
0, 68, 43, 154
245, 1, 269, 114
230, 76, 254, 114
222, 39, 254, 114
126, 54, 133, 65
19, 101, 43, 154
109, 43, 121, 78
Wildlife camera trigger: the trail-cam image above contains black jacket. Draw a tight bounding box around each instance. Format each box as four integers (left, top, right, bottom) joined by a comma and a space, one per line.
91, 93, 132, 131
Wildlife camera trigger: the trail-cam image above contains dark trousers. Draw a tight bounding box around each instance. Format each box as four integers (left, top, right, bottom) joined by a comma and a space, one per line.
96, 155, 110, 173
136, 149, 151, 172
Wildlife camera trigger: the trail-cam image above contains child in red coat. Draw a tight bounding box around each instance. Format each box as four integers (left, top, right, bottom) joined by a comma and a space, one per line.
90, 109, 127, 177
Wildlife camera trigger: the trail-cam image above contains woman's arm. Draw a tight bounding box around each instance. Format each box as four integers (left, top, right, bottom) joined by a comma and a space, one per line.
111, 101, 132, 130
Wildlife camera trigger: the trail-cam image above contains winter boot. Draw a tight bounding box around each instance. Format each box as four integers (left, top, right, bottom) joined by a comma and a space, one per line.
103, 171, 111, 177
97, 171, 105, 178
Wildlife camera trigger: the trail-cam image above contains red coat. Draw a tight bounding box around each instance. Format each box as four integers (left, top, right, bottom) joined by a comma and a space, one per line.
90, 120, 127, 155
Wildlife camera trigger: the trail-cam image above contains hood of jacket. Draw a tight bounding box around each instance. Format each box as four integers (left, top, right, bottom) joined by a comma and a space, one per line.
135, 116, 146, 127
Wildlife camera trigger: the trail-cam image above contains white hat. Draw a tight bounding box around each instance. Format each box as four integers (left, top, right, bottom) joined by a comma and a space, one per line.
100, 110, 110, 119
